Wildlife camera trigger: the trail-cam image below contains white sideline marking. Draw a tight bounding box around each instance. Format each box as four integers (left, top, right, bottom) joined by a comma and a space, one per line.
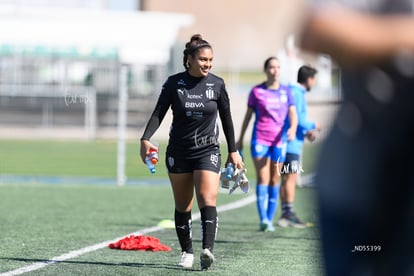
1, 195, 255, 276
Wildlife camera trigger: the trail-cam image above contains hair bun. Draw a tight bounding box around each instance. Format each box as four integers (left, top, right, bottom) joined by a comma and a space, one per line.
183, 34, 211, 70
190, 34, 203, 42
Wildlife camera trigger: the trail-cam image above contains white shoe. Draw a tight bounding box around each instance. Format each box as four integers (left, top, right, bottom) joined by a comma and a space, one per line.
178, 251, 194, 268
200, 248, 215, 270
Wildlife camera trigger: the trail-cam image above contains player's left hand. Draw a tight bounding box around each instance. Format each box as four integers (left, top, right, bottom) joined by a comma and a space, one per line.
227, 151, 244, 169
287, 127, 296, 141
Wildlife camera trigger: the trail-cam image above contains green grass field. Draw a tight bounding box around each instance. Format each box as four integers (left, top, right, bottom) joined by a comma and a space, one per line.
0, 139, 322, 275
0, 139, 319, 180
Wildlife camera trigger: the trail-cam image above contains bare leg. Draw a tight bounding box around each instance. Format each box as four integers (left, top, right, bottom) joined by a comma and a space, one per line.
169, 173, 194, 212
253, 157, 271, 185
279, 172, 306, 228
193, 170, 219, 209
282, 173, 298, 204
270, 162, 283, 186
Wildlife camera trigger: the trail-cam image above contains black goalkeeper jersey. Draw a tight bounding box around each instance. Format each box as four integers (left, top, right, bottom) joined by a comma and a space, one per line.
141, 71, 236, 158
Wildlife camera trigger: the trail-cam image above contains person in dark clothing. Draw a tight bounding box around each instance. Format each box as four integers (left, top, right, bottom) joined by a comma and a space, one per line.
140, 34, 243, 270
301, 0, 414, 275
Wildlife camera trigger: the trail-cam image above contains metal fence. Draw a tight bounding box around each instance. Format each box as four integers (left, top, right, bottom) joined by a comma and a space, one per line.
0, 50, 165, 138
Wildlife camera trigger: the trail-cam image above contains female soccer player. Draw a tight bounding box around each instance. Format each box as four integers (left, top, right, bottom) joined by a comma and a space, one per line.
236, 57, 297, 232
140, 34, 243, 270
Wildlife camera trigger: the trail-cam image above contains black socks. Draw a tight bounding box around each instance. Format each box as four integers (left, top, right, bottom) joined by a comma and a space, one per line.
200, 206, 218, 252
175, 206, 218, 253
174, 209, 193, 254
282, 202, 294, 215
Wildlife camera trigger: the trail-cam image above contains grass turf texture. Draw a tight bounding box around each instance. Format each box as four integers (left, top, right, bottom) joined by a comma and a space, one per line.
0, 139, 321, 274
0, 184, 321, 275
0, 139, 320, 180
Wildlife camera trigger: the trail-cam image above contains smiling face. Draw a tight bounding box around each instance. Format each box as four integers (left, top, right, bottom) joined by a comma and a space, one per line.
187, 47, 213, 77
264, 58, 281, 83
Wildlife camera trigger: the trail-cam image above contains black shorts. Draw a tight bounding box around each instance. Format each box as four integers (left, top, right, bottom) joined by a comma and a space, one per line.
281, 153, 302, 174
166, 151, 221, 174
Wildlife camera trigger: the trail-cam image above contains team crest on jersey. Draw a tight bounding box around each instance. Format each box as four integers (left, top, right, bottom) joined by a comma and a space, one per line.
280, 94, 288, 103
205, 87, 214, 99
255, 144, 264, 153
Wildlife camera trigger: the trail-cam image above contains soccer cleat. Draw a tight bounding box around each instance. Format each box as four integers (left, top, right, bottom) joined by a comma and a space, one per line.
277, 212, 307, 228
266, 223, 275, 232
178, 252, 194, 268
200, 248, 215, 270
260, 220, 275, 232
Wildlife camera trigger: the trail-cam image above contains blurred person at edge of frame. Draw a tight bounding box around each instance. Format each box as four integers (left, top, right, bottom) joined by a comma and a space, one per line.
300, 0, 414, 275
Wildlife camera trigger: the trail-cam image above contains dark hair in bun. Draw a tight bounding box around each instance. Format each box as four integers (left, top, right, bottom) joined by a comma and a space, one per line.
264, 56, 279, 71
183, 34, 212, 69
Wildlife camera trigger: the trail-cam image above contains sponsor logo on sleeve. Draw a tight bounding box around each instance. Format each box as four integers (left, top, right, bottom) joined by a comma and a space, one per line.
177, 79, 187, 86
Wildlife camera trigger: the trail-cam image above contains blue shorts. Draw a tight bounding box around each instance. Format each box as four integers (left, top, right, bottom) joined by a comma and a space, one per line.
251, 142, 287, 163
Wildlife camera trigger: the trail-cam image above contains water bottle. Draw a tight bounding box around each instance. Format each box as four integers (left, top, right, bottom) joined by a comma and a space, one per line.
145, 156, 156, 174
225, 163, 234, 180
145, 143, 159, 174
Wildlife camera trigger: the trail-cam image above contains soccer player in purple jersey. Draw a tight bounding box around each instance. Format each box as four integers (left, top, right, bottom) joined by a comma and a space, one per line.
236, 57, 298, 232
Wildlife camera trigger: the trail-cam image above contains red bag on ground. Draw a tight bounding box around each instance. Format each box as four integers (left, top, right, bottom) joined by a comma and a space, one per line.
108, 235, 171, 252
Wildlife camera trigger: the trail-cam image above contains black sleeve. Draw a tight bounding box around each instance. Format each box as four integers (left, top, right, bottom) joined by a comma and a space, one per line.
217, 80, 237, 153
140, 80, 172, 141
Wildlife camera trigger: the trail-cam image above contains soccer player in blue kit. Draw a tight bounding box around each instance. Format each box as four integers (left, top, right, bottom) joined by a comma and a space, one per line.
278, 65, 320, 228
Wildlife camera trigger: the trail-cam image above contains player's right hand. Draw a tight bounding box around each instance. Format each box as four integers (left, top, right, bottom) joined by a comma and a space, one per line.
140, 140, 158, 163
227, 151, 244, 170
306, 130, 317, 142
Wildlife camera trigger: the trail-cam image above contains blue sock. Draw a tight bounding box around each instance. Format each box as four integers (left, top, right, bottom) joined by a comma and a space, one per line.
267, 185, 280, 222
256, 184, 268, 222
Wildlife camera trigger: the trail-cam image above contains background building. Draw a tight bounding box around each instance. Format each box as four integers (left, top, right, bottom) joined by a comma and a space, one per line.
0, 1, 192, 139
0, 0, 339, 140
142, 0, 307, 71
